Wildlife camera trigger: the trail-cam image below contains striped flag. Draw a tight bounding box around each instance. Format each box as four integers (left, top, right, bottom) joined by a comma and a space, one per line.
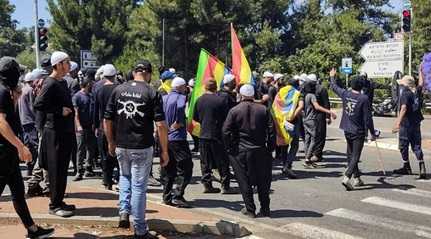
187, 49, 229, 136
231, 23, 255, 86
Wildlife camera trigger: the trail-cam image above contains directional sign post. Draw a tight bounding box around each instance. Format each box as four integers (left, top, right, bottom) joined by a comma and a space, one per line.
38, 19, 45, 28
80, 50, 99, 69
359, 41, 404, 79
341, 58, 352, 88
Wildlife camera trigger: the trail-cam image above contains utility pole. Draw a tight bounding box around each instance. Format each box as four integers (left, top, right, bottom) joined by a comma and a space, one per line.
162, 18, 165, 66
34, 0, 40, 68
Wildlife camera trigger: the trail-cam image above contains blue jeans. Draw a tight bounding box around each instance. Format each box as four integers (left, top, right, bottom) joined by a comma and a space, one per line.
116, 147, 153, 236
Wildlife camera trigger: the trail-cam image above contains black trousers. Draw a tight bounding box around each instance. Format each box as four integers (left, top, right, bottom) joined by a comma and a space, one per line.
0, 147, 34, 228
98, 131, 118, 186
199, 138, 230, 189
191, 135, 199, 150
344, 132, 365, 178
230, 148, 272, 213
160, 140, 193, 202
76, 128, 97, 175
314, 115, 327, 159
399, 125, 423, 163
41, 128, 74, 210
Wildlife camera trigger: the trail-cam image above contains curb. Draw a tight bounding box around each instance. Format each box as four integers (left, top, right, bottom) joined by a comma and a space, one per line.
0, 213, 251, 237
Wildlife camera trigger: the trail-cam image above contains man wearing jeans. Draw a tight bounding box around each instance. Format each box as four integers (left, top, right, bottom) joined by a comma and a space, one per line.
104, 60, 169, 239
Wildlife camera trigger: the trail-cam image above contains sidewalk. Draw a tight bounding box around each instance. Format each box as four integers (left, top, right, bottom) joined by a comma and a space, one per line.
0, 182, 246, 238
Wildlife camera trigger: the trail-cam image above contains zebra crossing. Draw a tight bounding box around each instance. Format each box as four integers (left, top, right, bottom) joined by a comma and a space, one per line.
271, 186, 431, 239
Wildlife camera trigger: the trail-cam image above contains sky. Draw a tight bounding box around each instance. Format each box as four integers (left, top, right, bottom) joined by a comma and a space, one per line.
10, 0, 404, 29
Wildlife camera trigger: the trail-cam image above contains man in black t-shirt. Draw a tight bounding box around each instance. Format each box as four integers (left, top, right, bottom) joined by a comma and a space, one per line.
94, 64, 119, 190
194, 79, 233, 194
0, 57, 54, 238
104, 60, 169, 238
34, 51, 76, 218
392, 75, 426, 179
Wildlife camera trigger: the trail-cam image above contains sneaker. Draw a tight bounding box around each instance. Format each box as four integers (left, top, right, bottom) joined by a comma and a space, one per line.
282, 168, 298, 179
118, 213, 130, 229
310, 156, 322, 162
49, 208, 74, 218
203, 185, 221, 194
73, 174, 83, 181
393, 165, 413, 175
171, 197, 192, 208
27, 185, 44, 198
353, 177, 364, 187
257, 208, 271, 218
419, 162, 427, 179
147, 176, 161, 187
303, 161, 316, 169
341, 176, 354, 191
105, 184, 113, 191
240, 208, 256, 219
61, 202, 76, 211
26, 226, 55, 239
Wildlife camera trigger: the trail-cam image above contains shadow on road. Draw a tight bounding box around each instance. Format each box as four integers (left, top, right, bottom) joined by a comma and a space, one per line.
269, 209, 323, 219
353, 177, 416, 191
74, 207, 157, 217
68, 192, 117, 201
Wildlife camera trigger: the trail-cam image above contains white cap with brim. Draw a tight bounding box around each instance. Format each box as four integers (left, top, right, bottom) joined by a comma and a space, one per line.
299, 73, 308, 82
172, 77, 186, 88
30, 69, 45, 81
240, 84, 255, 97
223, 74, 235, 84
70, 61, 78, 72
307, 74, 318, 82
103, 64, 117, 77
23, 72, 33, 82
274, 73, 284, 81
188, 79, 194, 87
293, 75, 300, 80
50, 51, 69, 66
263, 71, 273, 78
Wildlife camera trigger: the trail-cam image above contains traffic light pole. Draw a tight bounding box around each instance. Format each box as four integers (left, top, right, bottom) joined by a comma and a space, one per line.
409, 31, 412, 76
34, 0, 40, 68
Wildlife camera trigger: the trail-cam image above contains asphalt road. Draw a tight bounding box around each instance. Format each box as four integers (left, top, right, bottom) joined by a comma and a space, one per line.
4, 115, 431, 239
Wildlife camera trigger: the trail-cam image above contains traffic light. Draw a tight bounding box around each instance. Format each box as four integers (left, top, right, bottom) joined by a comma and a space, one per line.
38, 27, 48, 51
402, 9, 411, 33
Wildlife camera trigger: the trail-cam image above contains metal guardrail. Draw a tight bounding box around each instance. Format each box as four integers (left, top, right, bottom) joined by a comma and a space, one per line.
330, 97, 431, 110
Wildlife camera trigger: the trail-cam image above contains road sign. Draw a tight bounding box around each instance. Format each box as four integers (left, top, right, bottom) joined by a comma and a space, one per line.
341, 58, 353, 74
403, 0, 411, 9
359, 41, 404, 78
38, 19, 45, 28
80, 50, 98, 68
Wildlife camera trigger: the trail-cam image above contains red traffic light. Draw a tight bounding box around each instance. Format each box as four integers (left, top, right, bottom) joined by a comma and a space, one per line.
403, 10, 411, 17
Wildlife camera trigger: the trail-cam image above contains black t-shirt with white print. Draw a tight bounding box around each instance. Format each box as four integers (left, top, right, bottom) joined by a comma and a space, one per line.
104, 80, 165, 149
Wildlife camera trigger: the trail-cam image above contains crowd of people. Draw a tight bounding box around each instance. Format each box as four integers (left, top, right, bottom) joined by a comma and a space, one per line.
0, 49, 426, 238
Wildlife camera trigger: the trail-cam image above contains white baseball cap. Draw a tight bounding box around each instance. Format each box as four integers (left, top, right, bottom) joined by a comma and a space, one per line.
50, 51, 69, 66
103, 64, 117, 77
263, 71, 274, 78
239, 84, 255, 97
274, 73, 284, 81
23, 72, 33, 82
188, 79, 195, 87
172, 77, 186, 89
307, 74, 318, 82
70, 61, 78, 72
223, 74, 235, 84
293, 75, 300, 80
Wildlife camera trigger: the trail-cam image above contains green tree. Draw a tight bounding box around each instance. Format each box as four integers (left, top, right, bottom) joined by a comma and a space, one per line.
47, 0, 133, 64
411, 0, 431, 74
0, 0, 26, 57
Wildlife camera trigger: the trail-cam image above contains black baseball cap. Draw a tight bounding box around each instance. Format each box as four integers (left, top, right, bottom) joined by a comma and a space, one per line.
134, 60, 152, 73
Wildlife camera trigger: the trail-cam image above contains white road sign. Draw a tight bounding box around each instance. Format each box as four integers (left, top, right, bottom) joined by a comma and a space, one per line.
80, 50, 99, 68
341, 58, 353, 74
359, 40, 404, 78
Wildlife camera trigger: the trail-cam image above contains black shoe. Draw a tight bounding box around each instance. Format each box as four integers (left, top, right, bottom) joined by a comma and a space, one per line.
134, 232, 158, 239
105, 184, 113, 191
26, 226, 55, 239
419, 162, 427, 179
257, 208, 271, 217
61, 202, 76, 211
221, 187, 237, 194
203, 184, 221, 194
282, 168, 298, 179
393, 165, 413, 175
73, 174, 83, 181
49, 208, 74, 218
171, 198, 192, 208
84, 171, 95, 178
118, 213, 130, 229
240, 208, 256, 218
27, 185, 44, 197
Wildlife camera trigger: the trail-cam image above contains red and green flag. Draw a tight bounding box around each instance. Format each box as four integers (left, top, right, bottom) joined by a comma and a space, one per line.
231, 24, 254, 85
187, 49, 229, 136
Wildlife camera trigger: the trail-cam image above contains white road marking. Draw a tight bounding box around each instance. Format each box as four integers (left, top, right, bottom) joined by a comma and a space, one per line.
326, 208, 431, 238
362, 196, 431, 216
392, 188, 431, 198
280, 222, 364, 239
